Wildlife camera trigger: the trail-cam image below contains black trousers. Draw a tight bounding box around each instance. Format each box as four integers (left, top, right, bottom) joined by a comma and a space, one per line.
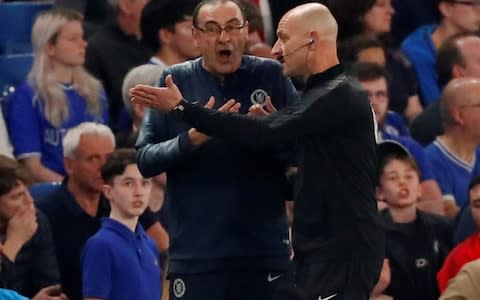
279, 258, 383, 300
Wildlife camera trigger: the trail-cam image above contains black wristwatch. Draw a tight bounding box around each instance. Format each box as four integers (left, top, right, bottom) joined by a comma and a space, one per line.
172, 99, 187, 111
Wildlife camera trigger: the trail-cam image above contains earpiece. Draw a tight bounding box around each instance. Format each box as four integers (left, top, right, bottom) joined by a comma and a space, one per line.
309, 38, 315, 45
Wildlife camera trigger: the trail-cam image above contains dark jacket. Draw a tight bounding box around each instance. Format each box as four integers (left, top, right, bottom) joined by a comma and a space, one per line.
176, 64, 384, 263
85, 22, 151, 126
0, 210, 60, 298
380, 209, 453, 300
136, 56, 298, 274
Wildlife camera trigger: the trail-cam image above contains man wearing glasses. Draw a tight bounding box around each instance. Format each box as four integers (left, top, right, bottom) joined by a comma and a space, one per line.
132, 2, 385, 299
402, 0, 480, 105
135, 1, 299, 300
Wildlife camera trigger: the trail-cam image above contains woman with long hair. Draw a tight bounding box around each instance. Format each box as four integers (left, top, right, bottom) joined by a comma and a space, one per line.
5, 8, 108, 182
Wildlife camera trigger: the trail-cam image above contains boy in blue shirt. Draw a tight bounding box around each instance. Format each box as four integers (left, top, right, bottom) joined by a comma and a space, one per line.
81, 149, 161, 300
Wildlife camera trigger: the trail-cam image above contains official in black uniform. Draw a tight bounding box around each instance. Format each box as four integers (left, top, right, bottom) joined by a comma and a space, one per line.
130, 3, 384, 300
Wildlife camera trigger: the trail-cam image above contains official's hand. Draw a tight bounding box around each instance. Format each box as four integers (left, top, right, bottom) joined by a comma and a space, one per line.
247, 96, 276, 117
188, 97, 241, 146
32, 284, 69, 300
130, 74, 183, 111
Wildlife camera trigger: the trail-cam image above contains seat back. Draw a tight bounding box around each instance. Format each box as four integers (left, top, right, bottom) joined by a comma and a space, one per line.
0, 1, 54, 54
29, 181, 61, 202
0, 53, 33, 98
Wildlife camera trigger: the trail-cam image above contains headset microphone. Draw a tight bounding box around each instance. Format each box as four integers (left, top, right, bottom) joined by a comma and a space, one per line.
277, 39, 314, 62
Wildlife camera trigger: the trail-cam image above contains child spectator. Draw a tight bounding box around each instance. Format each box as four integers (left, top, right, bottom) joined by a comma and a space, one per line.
81, 148, 161, 300
376, 140, 452, 300
437, 175, 480, 293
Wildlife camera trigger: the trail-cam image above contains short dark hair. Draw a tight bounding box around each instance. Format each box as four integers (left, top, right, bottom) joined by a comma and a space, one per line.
469, 175, 480, 191
340, 35, 386, 63
0, 155, 30, 197
141, 0, 199, 52
192, 0, 246, 27
101, 148, 139, 184
436, 33, 474, 88
351, 62, 390, 83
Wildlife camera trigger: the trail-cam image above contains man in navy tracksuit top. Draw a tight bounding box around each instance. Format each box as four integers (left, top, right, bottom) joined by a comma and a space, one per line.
131, 3, 384, 300
135, 1, 299, 299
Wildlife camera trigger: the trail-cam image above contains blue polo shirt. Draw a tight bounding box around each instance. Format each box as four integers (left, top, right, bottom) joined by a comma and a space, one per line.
36, 179, 158, 300
82, 218, 161, 300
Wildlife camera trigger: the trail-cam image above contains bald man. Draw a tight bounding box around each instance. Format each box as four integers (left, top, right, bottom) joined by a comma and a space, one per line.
131, 3, 384, 300
425, 78, 480, 244
426, 78, 480, 209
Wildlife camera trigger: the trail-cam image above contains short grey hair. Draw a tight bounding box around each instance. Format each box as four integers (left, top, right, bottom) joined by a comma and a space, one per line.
122, 64, 165, 116
63, 122, 115, 158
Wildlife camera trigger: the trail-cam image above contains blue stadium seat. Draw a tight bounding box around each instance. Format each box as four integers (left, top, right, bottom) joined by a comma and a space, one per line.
0, 53, 33, 98
0, 1, 54, 54
29, 181, 61, 202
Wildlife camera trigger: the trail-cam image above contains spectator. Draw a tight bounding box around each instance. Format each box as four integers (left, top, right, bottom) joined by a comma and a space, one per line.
55, 0, 112, 38
352, 62, 443, 213
401, 0, 480, 105
117, 64, 165, 147
85, 0, 151, 128
440, 259, 480, 299
437, 175, 480, 293
425, 78, 480, 215
81, 149, 161, 300
141, 0, 200, 67
376, 141, 452, 300
4, 8, 108, 183
0, 155, 64, 298
411, 33, 480, 146
36, 122, 168, 300
328, 0, 423, 122
390, 0, 441, 45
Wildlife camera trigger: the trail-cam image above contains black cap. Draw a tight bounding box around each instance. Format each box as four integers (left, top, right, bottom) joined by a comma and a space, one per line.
377, 139, 412, 164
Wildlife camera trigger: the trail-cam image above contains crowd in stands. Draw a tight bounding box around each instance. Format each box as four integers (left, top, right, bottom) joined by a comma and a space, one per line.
1, 0, 480, 299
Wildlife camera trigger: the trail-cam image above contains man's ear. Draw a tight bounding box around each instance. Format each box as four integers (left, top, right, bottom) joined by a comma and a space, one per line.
418, 181, 423, 199
452, 64, 465, 79
159, 28, 172, 46
103, 184, 113, 201
451, 106, 465, 126
438, 1, 452, 18
64, 157, 73, 175
308, 32, 320, 50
